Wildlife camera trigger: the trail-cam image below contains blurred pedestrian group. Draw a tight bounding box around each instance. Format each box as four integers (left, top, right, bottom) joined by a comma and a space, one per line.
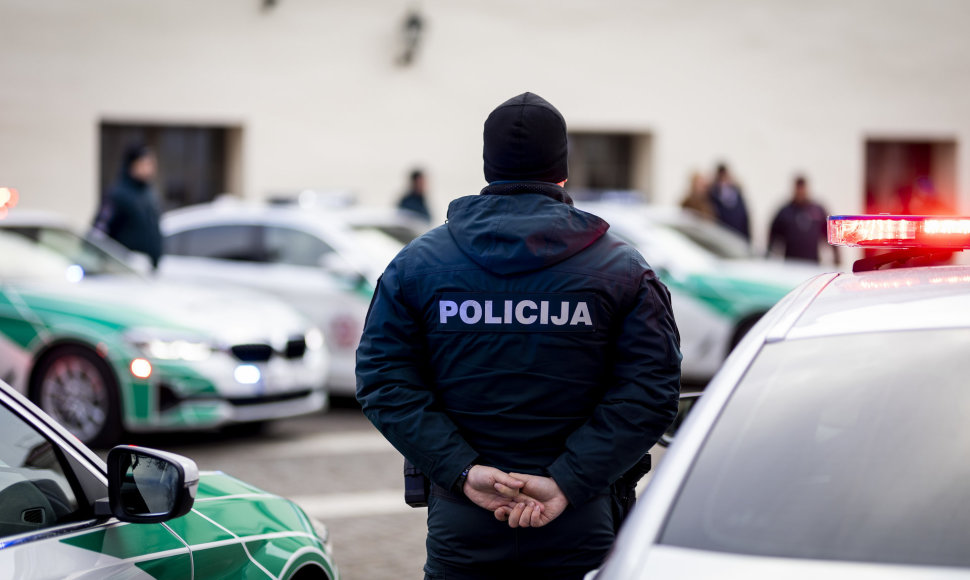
682, 163, 837, 265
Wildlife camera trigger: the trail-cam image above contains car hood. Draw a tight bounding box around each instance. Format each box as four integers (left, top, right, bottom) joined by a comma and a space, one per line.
190, 471, 327, 551
661, 258, 832, 317
9, 275, 311, 344
611, 545, 966, 580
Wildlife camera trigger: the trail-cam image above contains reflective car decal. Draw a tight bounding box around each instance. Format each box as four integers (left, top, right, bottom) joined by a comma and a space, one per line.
663, 273, 790, 318
55, 473, 336, 580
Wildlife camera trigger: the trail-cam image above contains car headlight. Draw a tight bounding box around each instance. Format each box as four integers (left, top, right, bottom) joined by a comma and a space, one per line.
305, 327, 325, 351
126, 330, 216, 361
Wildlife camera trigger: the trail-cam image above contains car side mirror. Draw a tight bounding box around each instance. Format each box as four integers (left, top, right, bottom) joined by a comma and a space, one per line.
659, 392, 701, 447
95, 446, 199, 523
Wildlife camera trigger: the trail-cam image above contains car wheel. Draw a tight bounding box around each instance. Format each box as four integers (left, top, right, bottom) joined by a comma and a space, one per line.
31, 345, 122, 448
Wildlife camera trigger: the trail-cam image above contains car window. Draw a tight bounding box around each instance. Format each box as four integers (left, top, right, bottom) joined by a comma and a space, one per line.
352, 224, 421, 246
0, 401, 82, 538
660, 329, 970, 567
0, 228, 133, 280
264, 226, 334, 267
663, 220, 754, 260
165, 225, 263, 261
345, 227, 406, 270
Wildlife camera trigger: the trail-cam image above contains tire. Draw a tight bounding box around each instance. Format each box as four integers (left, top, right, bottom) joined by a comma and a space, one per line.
31, 345, 122, 448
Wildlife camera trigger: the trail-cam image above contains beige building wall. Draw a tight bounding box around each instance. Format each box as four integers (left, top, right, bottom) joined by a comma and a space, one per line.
2, 0, 969, 250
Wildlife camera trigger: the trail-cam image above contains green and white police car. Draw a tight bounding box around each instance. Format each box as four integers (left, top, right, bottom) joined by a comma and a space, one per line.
0, 375, 339, 579
0, 212, 329, 447
577, 201, 828, 383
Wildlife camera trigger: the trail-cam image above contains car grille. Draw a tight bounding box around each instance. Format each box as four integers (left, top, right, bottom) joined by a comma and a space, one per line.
285, 338, 307, 359
231, 337, 308, 362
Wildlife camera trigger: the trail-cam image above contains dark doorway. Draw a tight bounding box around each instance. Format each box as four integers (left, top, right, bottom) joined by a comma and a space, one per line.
99, 123, 239, 213
567, 132, 652, 202
864, 140, 957, 216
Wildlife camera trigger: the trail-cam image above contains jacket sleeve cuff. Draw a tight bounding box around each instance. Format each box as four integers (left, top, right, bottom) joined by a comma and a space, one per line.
436, 448, 480, 492
547, 461, 592, 507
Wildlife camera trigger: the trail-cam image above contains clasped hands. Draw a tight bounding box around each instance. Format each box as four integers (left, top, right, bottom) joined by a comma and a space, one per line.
461, 465, 568, 528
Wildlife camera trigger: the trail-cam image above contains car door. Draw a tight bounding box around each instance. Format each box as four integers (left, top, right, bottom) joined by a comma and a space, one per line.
0, 391, 191, 579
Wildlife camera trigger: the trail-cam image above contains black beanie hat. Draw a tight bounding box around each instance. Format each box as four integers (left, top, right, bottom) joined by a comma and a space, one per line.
483, 92, 568, 184
121, 143, 152, 173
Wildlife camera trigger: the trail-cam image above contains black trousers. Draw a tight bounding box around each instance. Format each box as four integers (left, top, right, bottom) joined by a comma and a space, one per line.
423, 485, 615, 580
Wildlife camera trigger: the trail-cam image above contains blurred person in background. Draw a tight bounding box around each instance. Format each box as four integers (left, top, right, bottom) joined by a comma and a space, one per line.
91, 143, 163, 269
707, 162, 751, 242
767, 175, 838, 265
397, 167, 432, 222
680, 170, 715, 220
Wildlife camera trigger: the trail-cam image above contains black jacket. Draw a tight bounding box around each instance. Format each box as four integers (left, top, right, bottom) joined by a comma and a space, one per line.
93, 174, 163, 267
356, 182, 681, 506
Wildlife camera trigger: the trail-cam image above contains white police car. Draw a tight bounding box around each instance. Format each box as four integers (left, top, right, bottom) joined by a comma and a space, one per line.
159, 200, 397, 396
592, 215, 970, 579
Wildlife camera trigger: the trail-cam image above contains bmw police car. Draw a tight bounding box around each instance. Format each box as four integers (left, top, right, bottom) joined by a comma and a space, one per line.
0, 212, 329, 447
591, 214, 970, 579
159, 200, 387, 396
0, 377, 339, 579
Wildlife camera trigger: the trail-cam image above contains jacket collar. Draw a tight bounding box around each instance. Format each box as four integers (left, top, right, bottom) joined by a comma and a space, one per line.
480, 181, 574, 206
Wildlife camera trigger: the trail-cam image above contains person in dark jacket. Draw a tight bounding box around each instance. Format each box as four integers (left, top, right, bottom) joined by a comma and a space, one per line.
768, 175, 838, 264
397, 168, 432, 222
92, 143, 164, 269
707, 162, 751, 242
356, 92, 681, 580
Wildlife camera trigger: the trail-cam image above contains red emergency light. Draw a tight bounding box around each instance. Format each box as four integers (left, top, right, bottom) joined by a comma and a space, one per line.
0, 187, 18, 219
828, 215, 970, 249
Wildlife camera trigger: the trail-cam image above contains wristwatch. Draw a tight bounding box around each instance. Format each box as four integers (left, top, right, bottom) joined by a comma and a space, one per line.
455, 464, 474, 494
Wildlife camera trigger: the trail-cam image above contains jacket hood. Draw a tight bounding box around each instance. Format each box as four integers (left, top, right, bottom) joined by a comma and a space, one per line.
446, 183, 609, 275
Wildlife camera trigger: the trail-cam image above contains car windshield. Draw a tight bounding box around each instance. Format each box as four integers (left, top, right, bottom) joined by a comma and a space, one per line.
661, 329, 970, 567
661, 218, 754, 260
587, 206, 756, 268
346, 227, 407, 271
0, 227, 135, 281
351, 223, 422, 246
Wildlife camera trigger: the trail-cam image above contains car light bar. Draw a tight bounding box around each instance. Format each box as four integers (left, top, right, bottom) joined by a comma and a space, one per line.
0, 187, 18, 219
828, 215, 970, 248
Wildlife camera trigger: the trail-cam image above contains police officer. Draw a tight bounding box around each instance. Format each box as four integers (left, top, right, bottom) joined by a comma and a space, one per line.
356, 92, 681, 579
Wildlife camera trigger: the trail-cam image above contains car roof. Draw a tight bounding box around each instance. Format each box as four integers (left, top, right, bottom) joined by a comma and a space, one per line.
0, 209, 74, 228
161, 197, 355, 232
765, 264, 970, 341
577, 200, 697, 224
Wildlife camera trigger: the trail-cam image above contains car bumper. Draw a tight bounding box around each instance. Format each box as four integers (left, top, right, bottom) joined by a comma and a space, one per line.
119, 350, 330, 431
